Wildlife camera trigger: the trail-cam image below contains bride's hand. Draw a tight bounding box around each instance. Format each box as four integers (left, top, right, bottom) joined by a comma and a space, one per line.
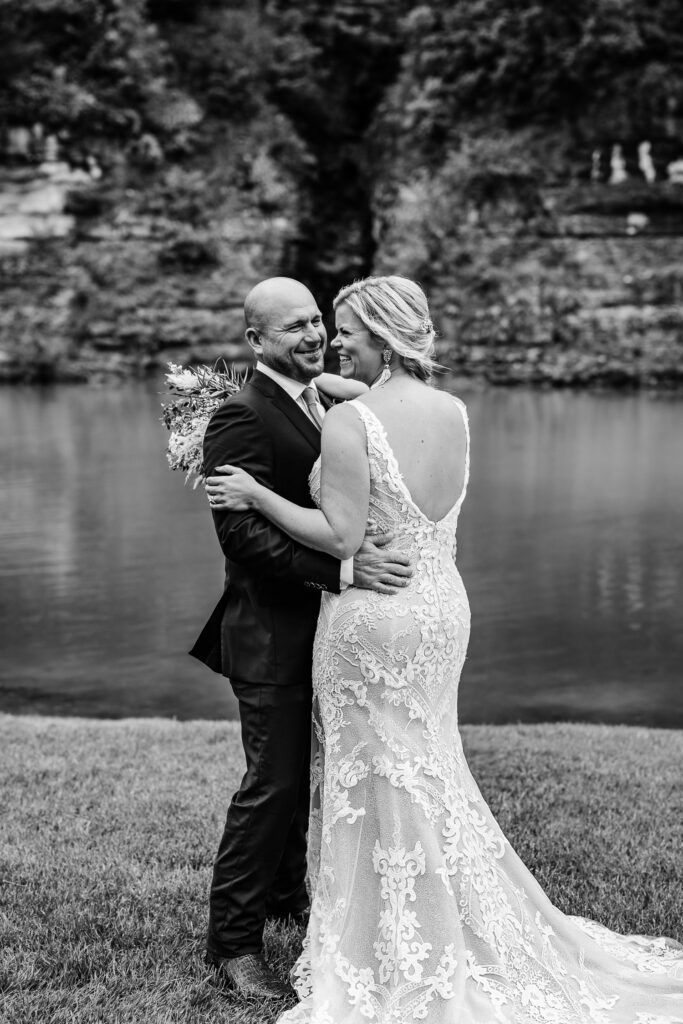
205, 465, 261, 512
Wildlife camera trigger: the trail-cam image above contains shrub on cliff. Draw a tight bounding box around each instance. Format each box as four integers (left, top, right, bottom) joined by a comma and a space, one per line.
378, 0, 683, 165
158, 230, 221, 271
151, 0, 274, 122
0, 0, 177, 144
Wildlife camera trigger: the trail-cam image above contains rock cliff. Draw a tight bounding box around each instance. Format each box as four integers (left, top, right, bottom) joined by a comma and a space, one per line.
0, 132, 305, 381
1, 0, 682, 386
372, 142, 683, 387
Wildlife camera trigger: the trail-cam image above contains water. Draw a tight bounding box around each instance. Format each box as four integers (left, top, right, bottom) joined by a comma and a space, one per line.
1, 382, 681, 726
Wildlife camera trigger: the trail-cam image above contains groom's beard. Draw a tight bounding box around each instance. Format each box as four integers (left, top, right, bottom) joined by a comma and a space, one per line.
261, 343, 327, 383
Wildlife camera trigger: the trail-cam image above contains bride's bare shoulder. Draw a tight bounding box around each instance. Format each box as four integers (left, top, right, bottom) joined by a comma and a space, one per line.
321, 398, 368, 436
430, 388, 468, 433
357, 382, 463, 417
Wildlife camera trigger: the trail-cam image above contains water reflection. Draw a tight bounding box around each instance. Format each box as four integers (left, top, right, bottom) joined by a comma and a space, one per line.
455, 390, 683, 726
0, 385, 233, 719
1, 383, 681, 725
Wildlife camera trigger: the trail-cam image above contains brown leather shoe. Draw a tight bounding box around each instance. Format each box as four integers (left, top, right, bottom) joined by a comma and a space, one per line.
207, 952, 291, 999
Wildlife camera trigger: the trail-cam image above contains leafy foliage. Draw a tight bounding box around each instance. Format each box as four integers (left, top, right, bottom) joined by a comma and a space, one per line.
154, 1, 275, 122
3, 0, 682, 157
0, 0, 174, 139
382, 0, 683, 152
161, 361, 246, 485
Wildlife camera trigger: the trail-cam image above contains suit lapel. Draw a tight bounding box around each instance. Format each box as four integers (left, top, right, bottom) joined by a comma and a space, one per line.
250, 370, 321, 452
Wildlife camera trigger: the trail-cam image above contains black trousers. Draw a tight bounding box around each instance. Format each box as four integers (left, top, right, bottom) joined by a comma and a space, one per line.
207, 679, 312, 959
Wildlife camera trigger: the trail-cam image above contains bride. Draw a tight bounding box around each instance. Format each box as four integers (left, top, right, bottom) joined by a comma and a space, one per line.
205, 276, 683, 1023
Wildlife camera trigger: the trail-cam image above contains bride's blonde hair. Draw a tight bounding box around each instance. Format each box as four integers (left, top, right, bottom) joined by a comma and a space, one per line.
333, 276, 437, 382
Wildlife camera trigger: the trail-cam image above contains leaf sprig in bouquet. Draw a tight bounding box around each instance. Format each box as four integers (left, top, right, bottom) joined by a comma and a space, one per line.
161, 361, 247, 487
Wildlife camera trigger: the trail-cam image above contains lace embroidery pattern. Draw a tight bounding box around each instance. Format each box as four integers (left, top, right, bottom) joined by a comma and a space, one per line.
280, 398, 683, 1024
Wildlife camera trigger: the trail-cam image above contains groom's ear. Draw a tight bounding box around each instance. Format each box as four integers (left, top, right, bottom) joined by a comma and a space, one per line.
245, 328, 262, 358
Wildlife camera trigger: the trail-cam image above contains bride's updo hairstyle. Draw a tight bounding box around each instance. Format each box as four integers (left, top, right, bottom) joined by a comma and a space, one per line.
333, 275, 437, 382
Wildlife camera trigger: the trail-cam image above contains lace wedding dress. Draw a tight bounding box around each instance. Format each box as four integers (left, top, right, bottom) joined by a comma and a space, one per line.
278, 398, 683, 1024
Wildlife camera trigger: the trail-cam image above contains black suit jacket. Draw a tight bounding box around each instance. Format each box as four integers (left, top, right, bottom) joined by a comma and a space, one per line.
190, 371, 341, 685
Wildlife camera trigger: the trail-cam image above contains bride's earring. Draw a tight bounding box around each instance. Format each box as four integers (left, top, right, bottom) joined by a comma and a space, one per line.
372, 347, 393, 389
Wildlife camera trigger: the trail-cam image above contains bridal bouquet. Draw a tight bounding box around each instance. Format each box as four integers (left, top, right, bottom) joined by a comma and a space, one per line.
161, 361, 246, 487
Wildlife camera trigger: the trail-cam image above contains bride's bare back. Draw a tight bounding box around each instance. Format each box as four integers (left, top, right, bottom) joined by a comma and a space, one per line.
358, 379, 468, 524
248, 374, 469, 563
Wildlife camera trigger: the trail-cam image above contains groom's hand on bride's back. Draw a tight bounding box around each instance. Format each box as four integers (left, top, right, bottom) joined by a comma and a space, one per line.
353, 533, 413, 594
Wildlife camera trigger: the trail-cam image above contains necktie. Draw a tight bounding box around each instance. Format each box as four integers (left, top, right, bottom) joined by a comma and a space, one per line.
302, 387, 324, 430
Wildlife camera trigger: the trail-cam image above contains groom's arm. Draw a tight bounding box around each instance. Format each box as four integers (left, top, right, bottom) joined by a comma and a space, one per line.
203, 399, 342, 593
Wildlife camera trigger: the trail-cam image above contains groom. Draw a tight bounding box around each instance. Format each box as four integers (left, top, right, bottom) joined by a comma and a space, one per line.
191, 277, 412, 999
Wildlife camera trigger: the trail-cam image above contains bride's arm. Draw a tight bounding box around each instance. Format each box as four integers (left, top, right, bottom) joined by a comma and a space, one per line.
206, 404, 369, 560
313, 372, 368, 401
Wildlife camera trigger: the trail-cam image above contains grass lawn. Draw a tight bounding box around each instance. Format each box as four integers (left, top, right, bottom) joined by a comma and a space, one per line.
0, 715, 681, 1023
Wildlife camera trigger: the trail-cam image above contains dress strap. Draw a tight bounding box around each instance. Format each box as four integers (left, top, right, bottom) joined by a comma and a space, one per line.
348, 399, 402, 486
450, 396, 470, 507
348, 399, 383, 450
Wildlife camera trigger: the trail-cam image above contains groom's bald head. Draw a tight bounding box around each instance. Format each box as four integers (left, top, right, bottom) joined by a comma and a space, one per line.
244, 277, 317, 335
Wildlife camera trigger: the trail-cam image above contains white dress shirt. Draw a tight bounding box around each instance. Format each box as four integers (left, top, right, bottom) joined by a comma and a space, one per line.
256, 362, 326, 427
255, 362, 353, 587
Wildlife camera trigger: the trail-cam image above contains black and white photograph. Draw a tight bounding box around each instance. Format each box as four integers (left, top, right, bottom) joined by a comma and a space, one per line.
1, 1, 682, 1022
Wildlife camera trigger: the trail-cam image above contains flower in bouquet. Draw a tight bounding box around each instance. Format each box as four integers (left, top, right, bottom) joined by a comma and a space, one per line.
161, 361, 247, 487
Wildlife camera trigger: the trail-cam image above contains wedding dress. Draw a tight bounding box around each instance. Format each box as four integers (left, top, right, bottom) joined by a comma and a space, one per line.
278, 397, 683, 1024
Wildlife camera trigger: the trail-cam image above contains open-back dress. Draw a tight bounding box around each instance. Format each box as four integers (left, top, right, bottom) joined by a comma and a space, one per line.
278, 397, 683, 1024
